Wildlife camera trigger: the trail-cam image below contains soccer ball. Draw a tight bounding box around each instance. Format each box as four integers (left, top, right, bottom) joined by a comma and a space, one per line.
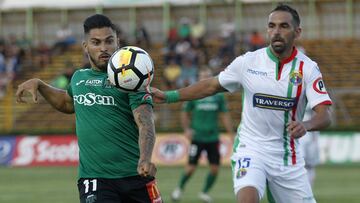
107, 46, 154, 92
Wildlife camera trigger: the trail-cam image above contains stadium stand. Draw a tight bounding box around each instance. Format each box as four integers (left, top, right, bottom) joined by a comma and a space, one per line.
1, 38, 359, 133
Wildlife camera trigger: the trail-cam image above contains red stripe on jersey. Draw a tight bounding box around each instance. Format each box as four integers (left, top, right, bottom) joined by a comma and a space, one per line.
277, 48, 298, 80
290, 60, 304, 165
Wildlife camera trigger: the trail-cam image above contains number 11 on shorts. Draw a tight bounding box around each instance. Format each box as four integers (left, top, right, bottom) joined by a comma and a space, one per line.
83, 179, 97, 193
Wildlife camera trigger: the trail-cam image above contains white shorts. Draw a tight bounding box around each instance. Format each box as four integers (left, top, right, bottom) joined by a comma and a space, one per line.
299, 131, 320, 167
231, 148, 316, 203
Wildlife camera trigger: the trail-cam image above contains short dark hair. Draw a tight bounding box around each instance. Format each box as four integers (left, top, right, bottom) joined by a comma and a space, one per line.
271, 4, 300, 27
83, 14, 117, 34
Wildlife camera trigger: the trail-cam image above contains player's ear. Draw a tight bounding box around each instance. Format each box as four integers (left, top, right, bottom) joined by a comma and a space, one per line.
295, 26, 302, 39
82, 41, 88, 54
117, 37, 121, 49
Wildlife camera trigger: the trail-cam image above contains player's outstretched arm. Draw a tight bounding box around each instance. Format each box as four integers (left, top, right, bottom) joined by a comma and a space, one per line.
133, 104, 157, 177
150, 77, 226, 103
16, 78, 74, 114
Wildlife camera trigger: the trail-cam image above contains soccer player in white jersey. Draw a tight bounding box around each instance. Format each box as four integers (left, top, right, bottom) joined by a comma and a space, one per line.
300, 103, 321, 188
151, 3, 332, 203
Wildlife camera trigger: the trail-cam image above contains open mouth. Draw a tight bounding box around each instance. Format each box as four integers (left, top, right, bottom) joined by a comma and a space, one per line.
99, 55, 110, 60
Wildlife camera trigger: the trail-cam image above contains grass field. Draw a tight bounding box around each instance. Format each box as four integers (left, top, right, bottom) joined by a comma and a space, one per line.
1, 165, 359, 203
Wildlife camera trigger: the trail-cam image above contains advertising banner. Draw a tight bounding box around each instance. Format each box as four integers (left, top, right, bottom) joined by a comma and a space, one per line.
152, 133, 233, 166
319, 132, 360, 164
1, 132, 360, 167
12, 135, 78, 166
0, 136, 16, 166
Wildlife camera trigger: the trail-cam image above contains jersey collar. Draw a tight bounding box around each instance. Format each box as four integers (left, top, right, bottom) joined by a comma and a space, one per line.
266, 46, 298, 64
90, 68, 107, 76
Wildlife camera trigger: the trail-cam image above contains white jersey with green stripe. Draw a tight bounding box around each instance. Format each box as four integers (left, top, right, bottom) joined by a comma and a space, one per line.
219, 47, 332, 166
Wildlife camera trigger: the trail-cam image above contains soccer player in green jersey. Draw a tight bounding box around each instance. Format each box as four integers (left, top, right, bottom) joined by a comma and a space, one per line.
16, 14, 162, 203
171, 68, 234, 203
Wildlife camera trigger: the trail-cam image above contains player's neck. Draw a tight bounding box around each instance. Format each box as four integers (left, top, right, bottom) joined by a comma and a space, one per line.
91, 66, 106, 72
271, 46, 296, 61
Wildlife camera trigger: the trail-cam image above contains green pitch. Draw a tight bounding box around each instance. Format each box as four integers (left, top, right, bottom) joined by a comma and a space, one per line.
0, 165, 359, 203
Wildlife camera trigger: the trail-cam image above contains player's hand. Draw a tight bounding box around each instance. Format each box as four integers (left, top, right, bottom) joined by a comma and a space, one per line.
148, 87, 166, 103
137, 160, 157, 177
287, 120, 307, 139
16, 78, 40, 103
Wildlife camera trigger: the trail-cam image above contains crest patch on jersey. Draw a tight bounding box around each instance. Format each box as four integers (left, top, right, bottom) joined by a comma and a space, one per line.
289, 71, 303, 86
142, 93, 153, 102
312, 77, 327, 94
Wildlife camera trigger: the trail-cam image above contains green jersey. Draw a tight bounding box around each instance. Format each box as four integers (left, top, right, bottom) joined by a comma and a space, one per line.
183, 93, 228, 143
67, 68, 153, 179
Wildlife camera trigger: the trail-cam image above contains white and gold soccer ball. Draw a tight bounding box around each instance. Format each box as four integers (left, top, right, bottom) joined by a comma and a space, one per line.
107, 46, 154, 92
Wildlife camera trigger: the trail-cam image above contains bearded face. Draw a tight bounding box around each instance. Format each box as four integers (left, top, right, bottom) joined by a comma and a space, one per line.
267, 11, 301, 56
83, 27, 118, 71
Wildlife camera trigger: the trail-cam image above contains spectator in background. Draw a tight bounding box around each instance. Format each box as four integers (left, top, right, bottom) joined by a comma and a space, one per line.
135, 23, 151, 49
52, 24, 76, 55
220, 17, 235, 41
16, 33, 33, 64
0, 38, 5, 68
175, 38, 191, 63
4, 44, 20, 78
191, 19, 209, 64
218, 17, 236, 59
167, 20, 178, 45
0, 40, 6, 98
177, 56, 198, 88
249, 30, 265, 51
0, 43, 20, 99
190, 18, 205, 46
36, 42, 52, 69
163, 59, 181, 89
178, 17, 191, 41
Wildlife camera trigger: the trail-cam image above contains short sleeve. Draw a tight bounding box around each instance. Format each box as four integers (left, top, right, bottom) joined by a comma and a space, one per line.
218, 56, 245, 93
67, 76, 74, 98
67, 84, 73, 98
128, 92, 153, 110
305, 65, 332, 108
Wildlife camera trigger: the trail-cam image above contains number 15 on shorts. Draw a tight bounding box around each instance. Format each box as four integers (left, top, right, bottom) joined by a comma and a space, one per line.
236, 157, 251, 179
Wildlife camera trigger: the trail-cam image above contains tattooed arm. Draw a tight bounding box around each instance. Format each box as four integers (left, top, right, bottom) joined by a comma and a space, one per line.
133, 103, 157, 177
